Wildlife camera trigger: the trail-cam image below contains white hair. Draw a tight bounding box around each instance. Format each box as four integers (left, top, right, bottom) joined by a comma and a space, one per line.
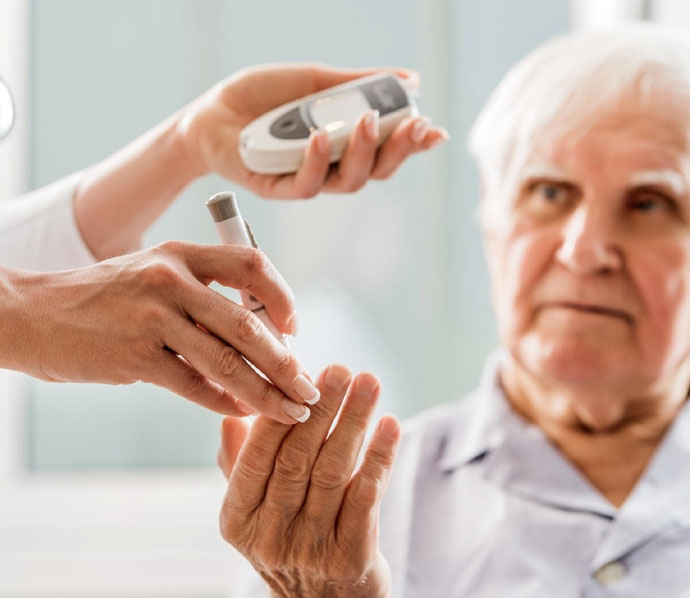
468, 24, 690, 224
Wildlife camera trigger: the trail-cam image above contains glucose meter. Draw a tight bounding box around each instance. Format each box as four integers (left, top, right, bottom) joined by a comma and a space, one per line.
239, 72, 419, 174
0, 77, 15, 141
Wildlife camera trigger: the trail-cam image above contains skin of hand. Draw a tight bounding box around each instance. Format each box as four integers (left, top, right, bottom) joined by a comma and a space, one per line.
217, 364, 400, 598
1, 241, 320, 424
75, 63, 449, 260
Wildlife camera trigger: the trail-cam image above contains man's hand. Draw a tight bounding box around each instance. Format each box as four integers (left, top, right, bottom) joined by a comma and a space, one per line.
217, 364, 400, 598
179, 63, 449, 199
6, 241, 319, 423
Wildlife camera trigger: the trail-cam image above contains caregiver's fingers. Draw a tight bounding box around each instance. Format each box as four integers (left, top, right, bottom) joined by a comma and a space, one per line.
370, 116, 449, 181
182, 284, 320, 409
145, 349, 255, 417
323, 111, 380, 194
254, 129, 331, 199
178, 242, 297, 336
164, 321, 310, 425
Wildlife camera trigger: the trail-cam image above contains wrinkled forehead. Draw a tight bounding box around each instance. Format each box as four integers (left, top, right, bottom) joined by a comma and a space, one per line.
513, 93, 690, 186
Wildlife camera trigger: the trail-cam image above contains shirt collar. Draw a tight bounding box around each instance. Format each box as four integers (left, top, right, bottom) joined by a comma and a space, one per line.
438, 348, 512, 473
438, 349, 615, 516
438, 349, 690, 520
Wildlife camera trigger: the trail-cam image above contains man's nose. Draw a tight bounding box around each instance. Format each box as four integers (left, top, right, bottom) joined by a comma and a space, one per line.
555, 204, 622, 275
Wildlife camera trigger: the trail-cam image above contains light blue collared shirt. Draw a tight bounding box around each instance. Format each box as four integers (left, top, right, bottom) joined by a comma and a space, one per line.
380, 351, 690, 597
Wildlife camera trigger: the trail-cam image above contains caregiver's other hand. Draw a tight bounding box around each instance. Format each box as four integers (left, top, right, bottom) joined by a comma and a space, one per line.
179, 63, 449, 199
7, 241, 316, 424
218, 364, 400, 598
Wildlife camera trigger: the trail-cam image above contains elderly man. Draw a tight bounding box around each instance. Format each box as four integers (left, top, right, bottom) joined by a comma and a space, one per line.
217, 25, 690, 597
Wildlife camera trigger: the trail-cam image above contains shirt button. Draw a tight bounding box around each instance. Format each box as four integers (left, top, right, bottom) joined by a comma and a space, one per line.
593, 560, 628, 585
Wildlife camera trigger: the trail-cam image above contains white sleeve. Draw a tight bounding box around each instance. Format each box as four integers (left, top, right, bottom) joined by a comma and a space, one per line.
0, 172, 97, 272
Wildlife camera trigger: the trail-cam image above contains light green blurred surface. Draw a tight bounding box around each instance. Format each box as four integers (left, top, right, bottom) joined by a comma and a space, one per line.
26, 0, 569, 470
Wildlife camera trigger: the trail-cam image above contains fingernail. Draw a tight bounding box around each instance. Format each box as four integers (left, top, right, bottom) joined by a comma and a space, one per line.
286, 312, 299, 336
324, 365, 351, 392
411, 118, 430, 143
355, 374, 380, 398
378, 415, 399, 439
283, 398, 310, 423
313, 130, 328, 154
437, 127, 451, 141
294, 374, 320, 405
364, 110, 379, 140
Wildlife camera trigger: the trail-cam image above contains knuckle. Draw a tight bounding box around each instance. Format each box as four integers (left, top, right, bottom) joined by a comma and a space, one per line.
274, 351, 297, 378
157, 239, 186, 256
134, 303, 169, 335
139, 259, 184, 290
244, 247, 270, 277
353, 476, 381, 506
235, 309, 264, 344
216, 346, 246, 380
273, 445, 312, 483
310, 462, 349, 493
179, 366, 209, 398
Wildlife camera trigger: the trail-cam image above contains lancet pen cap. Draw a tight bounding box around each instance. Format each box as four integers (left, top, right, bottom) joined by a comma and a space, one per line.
206, 191, 240, 222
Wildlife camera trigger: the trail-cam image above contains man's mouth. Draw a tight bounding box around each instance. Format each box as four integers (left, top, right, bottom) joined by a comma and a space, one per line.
543, 301, 632, 322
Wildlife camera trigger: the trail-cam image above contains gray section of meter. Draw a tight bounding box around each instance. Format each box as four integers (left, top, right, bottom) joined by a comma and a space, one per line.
206, 191, 239, 222
269, 105, 314, 140
359, 76, 409, 116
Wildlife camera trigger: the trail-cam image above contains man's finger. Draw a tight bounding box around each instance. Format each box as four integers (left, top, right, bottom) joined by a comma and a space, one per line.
218, 416, 250, 479
227, 415, 293, 511
337, 415, 400, 543
262, 364, 353, 518
303, 372, 380, 531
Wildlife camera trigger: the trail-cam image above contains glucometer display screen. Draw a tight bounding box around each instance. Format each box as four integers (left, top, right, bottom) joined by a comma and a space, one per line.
308, 91, 370, 131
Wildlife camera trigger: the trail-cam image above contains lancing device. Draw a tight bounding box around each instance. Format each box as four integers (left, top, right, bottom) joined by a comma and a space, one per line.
206, 191, 289, 347
239, 72, 419, 174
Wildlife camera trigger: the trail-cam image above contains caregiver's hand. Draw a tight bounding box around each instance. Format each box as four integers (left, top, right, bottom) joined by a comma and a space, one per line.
4, 241, 316, 424
217, 364, 401, 598
179, 63, 449, 199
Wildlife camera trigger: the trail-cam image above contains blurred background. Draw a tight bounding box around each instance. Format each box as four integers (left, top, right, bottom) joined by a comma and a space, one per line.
0, 0, 682, 595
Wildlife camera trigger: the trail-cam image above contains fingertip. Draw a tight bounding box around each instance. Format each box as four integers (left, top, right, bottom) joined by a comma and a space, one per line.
410, 117, 431, 143
322, 363, 353, 392
353, 372, 381, 398
310, 128, 329, 155
377, 414, 400, 441
363, 110, 379, 141
394, 68, 421, 89
285, 312, 299, 336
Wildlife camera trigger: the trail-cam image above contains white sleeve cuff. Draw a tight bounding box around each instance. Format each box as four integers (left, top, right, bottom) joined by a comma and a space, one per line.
0, 172, 98, 272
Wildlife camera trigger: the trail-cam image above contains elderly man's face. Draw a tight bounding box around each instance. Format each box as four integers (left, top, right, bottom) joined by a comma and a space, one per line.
486, 99, 690, 400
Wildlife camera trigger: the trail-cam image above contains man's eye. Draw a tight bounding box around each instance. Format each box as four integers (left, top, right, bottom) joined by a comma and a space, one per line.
629, 195, 668, 213
536, 183, 568, 203
516, 180, 574, 219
